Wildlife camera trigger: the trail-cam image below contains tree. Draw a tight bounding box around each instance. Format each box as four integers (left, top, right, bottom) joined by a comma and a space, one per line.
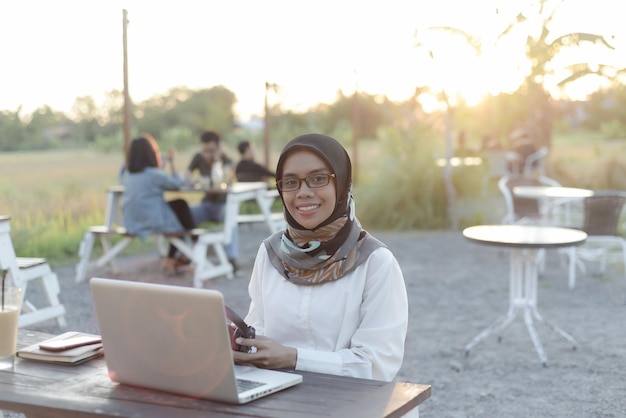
504, 0, 618, 146
25, 106, 71, 149
0, 109, 26, 151
71, 96, 101, 143
100, 90, 126, 137
133, 85, 237, 143
316, 90, 386, 139
417, 0, 620, 147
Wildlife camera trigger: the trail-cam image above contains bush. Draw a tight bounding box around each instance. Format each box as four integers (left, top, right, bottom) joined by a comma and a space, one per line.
599, 120, 626, 140
356, 126, 448, 230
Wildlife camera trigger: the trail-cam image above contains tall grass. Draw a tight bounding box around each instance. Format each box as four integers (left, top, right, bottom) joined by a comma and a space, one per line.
1, 150, 121, 262
355, 126, 449, 230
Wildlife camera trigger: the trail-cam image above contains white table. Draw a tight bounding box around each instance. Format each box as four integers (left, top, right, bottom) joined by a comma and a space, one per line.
462, 224, 588, 366
512, 186, 594, 225
512, 186, 594, 200
103, 182, 283, 234
434, 156, 483, 168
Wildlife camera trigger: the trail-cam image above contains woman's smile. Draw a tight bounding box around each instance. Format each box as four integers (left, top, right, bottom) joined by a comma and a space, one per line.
297, 203, 321, 214
281, 150, 336, 229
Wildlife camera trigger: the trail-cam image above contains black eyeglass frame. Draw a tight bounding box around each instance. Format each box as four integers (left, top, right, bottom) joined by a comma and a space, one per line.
276, 173, 336, 192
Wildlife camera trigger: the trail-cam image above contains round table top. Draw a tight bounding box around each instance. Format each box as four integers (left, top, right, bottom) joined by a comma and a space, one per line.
512, 186, 594, 199
463, 224, 588, 249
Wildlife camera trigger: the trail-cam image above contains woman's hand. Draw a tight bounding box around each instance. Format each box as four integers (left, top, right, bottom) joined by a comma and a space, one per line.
232, 335, 297, 370
166, 148, 178, 175
167, 148, 177, 163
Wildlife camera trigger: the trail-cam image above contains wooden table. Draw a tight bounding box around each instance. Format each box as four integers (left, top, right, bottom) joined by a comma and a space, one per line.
0, 330, 430, 418
462, 224, 588, 366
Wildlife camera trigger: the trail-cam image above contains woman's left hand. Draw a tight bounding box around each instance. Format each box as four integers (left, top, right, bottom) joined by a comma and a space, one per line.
232, 335, 297, 370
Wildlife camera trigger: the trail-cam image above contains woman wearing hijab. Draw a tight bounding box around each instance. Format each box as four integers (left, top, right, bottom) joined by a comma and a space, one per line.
233, 133, 408, 382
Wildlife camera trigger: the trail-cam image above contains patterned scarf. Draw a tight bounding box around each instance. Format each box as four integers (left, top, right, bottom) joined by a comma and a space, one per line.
267, 197, 366, 285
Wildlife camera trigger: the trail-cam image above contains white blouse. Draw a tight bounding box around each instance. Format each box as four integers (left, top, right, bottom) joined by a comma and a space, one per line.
244, 243, 409, 382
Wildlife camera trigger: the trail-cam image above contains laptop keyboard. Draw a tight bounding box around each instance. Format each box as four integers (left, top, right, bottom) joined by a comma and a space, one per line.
236, 378, 267, 393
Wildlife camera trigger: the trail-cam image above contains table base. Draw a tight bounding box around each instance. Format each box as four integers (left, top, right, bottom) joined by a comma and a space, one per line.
464, 248, 577, 366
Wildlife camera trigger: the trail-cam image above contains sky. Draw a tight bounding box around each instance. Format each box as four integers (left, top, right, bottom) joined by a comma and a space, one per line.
1, 0, 624, 121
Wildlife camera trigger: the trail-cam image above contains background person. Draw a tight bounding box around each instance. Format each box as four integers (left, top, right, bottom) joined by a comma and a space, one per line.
121, 134, 195, 273
232, 133, 409, 382
185, 130, 239, 271
507, 128, 538, 174
235, 140, 276, 182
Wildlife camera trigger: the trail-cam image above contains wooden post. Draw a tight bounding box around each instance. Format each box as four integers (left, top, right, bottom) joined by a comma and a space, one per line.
263, 82, 270, 168
443, 98, 457, 230
122, 9, 132, 159
351, 91, 359, 185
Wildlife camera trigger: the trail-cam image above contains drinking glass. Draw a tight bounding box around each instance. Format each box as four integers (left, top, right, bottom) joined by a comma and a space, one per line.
0, 286, 21, 371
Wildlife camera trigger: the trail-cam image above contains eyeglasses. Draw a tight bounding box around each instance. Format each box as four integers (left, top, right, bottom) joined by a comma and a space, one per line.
276, 173, 336, 192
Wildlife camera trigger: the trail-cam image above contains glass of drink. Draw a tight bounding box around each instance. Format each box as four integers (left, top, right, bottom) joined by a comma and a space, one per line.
199, 175, 211, 189
0, 286, 21, 371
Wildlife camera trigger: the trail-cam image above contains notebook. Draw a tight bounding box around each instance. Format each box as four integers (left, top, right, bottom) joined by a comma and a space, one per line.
90, 277, 302, 404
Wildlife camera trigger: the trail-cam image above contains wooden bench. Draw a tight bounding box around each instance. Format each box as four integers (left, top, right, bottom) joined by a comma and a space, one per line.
0, 216, 67, 328
74, 226, 234, 287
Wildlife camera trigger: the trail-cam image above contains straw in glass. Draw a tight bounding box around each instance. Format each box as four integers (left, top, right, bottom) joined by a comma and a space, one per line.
1, 269, 8, 312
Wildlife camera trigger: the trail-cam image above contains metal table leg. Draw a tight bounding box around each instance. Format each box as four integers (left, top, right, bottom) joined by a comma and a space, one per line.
465, 248, 577, 366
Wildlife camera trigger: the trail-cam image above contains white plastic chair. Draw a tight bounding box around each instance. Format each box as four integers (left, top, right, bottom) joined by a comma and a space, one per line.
0, 216, 67, 328
567, 192, 626, 289
498, 174, 562, 225
498, 174, 565, 274
482, 150, 517, 196
523, 147, 549, 176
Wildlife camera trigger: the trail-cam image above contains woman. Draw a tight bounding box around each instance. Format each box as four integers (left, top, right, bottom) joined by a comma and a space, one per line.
233, 133, 408, 382
122, 134, 195, 272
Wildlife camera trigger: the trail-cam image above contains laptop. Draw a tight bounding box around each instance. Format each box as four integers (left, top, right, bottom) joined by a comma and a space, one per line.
90, 277, 302, 404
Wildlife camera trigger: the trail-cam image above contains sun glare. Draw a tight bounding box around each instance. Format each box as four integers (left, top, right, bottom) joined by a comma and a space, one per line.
0, 0, 622, 119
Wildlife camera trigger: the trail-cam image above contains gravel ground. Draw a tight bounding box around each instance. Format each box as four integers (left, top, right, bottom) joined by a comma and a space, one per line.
7, 223, 626, 417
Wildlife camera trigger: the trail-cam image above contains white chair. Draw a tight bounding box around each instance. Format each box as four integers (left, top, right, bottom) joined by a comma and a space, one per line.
0, 216, 67, 328
523, 146, 549, 176
567, 192, 626, 289
498, 174, 566, 274
498, 174, 562, 225
481, 149, 517, 197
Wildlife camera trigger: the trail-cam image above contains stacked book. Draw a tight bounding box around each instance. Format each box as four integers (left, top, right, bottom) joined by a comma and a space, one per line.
17, 331, 103, 365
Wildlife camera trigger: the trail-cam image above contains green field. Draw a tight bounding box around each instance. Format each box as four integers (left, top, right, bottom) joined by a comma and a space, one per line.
0, 149, 200, 264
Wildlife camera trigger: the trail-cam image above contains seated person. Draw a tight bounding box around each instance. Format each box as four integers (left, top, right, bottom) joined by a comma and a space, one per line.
232, 133, 409, 382
121, 134, 195, 273
235, 140, 276, 182
185, 130, 239, 271
507, 128, 538, 174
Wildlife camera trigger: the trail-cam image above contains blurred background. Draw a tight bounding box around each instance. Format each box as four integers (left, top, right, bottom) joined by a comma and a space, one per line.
1, 0, 625, 262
